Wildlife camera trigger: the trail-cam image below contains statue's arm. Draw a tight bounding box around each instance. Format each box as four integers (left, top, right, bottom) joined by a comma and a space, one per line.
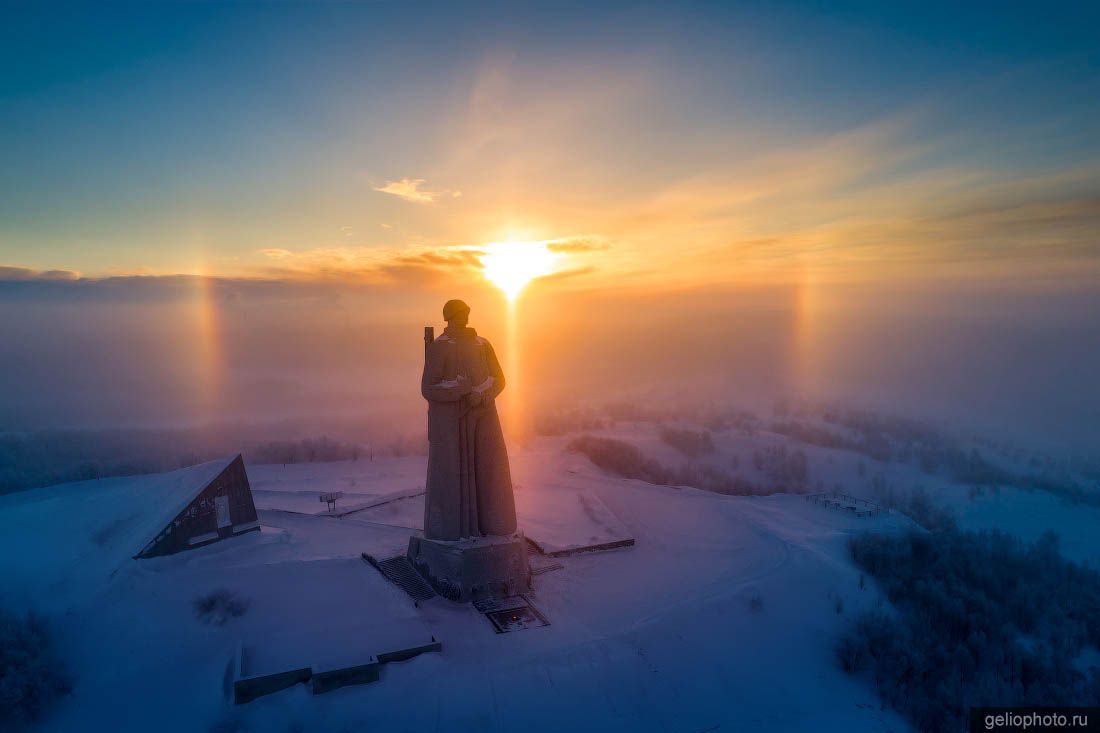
421, 343, 468, 402
484, 341, 506, 399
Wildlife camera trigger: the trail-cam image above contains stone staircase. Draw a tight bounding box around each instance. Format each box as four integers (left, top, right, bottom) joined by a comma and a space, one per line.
362, 552, 437, 601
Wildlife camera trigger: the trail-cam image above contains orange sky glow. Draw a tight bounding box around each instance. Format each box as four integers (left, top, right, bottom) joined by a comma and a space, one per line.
4, 2, 1100, 447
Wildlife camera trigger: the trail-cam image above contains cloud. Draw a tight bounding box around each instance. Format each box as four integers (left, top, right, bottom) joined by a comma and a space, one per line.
240, 244, 490, 290
372, 178, 455, 204
530, 266, 595, 285
546, 237, 610, 254
248, 239, 603, 289
0, 271, 358, 305
368, 248, 485, 287
258, 248, 293, 259
0, 266, 80, 281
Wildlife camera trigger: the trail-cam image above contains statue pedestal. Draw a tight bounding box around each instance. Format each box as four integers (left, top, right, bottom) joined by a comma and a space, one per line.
407, 533, 531, 603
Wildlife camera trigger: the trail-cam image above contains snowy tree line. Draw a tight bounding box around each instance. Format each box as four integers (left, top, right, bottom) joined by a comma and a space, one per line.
534, 403, 763, 438
247, 436, 364, 465
249, 433, 427, 463
0, 428, 426, 494
771, 407, 1099, 506
658, 426, 715, 458
837, 528, 1100, 732
566, 435, 808, 496
539, 400, 1097, 505
751, 443, 809, 492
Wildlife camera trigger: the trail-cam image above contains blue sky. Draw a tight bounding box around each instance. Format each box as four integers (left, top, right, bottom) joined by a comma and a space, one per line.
3, 2, 1100, 442
2, 1, 1099, 282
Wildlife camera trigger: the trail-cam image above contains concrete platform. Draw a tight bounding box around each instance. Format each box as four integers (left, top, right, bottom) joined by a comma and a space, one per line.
407, 534, 531, 603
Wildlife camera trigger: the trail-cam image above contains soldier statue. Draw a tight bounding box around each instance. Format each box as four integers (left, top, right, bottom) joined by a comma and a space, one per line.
420, 299, 518, 540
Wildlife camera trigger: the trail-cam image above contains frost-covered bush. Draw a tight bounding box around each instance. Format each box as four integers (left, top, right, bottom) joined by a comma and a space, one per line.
0, 609, 71, 729
658, 426, 715, 458
900, 488, 957, 532
193, 590, 249, 626
566, 436, 673, 485
838, 529, 1100, 732
751, 444, 809, 492
768, 420, 872, 457
702, 409, 761, 436
533, 408, 608, 436
865, 480, 957, 532
568, 435, 791, 496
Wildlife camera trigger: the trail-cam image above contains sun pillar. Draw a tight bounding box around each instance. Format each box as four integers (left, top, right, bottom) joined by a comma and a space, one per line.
504, 297, 521, 439
479, 239, 560, 439
192, 265, 224, 424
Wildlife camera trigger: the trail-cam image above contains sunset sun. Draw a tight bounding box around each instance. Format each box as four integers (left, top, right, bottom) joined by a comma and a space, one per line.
479, 240, 559, 301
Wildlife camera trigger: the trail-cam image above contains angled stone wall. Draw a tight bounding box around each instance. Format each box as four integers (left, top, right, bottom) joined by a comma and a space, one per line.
137, 454, 260, 559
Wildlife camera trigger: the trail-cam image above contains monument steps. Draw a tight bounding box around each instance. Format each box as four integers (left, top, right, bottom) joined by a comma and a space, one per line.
362, 552, 437, 601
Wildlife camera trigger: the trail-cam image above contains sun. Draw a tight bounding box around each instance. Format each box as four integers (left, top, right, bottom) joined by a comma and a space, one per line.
479, 240, 559, 301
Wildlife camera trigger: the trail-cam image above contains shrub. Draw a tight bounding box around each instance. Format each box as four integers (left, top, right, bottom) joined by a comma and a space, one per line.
902, 488, 957, 532
0, 609, 71, 729
658, 426, 715, 458
566, 436, 672, 485
193, 590, 249, 626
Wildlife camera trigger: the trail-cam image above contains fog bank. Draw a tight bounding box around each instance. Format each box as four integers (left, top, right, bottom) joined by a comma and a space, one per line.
2, 275, 1098, 453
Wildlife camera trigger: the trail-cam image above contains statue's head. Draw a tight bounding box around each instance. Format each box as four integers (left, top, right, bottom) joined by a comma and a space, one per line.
443, 299, 470, 328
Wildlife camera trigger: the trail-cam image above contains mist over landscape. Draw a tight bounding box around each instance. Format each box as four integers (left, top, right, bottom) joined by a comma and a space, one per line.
3, 272, 1098, 445
4, 2, 1100, 732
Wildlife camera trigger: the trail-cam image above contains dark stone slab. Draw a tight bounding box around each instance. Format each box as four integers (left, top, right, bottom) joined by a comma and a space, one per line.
376, 638, 442, 664
311, 657, 380, 695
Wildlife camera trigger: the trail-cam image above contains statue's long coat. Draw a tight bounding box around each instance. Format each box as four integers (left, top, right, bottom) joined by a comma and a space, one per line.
421, 326, 517, 540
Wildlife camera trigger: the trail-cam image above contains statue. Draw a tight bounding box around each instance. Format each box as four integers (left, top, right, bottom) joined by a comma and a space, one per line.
420, 299, 518, 540
407, 300, 529, 602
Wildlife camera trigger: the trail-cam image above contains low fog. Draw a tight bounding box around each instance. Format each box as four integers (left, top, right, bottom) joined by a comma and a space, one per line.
2, 273, 1098, 485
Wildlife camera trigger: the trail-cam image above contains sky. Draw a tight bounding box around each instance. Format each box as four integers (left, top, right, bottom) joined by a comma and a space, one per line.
2, 1, 1100, 447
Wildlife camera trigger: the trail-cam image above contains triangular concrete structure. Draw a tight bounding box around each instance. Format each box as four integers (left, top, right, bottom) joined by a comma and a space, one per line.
136, 454, 260, 559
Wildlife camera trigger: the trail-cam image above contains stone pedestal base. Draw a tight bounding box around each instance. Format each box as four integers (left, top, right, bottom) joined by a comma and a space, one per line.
407, 534, 531, 603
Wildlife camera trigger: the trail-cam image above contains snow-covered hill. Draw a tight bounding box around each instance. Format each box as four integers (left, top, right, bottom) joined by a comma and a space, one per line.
3, 421, 1096, 732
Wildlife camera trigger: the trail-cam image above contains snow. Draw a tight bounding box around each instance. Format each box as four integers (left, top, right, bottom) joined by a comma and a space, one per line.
0, 456, 233, 611
248, 445, 636, 555
6, 421, 1093, 732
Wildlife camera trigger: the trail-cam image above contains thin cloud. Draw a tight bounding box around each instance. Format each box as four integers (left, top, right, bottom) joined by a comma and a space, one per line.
372, 178, 454, 204
258, 248, 293, 259
546, 237, 610, 254
244, 244, 488, 289
531, 266, 596, 285
0, 266, 80, 281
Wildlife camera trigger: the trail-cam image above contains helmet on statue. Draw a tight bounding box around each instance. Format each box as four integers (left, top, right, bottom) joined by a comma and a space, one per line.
443, 299, 471, 322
